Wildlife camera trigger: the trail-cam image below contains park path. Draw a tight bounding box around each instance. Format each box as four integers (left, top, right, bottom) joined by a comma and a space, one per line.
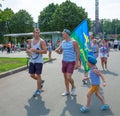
0, 50, 120, 116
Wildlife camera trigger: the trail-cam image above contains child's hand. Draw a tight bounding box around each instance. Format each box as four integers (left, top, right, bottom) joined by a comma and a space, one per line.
102, 82, 106, 87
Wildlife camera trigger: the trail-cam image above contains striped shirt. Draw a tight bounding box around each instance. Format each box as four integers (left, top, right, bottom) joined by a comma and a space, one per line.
62, 40, 76, 62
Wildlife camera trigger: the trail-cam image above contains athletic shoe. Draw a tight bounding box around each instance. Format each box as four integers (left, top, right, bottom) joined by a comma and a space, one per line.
33, 90, 40, 97
82, 80, 88, 85
70, 87, 76, 96
80, 106, 89, 113
101, 104, 109, 110
61, 92, 70, 96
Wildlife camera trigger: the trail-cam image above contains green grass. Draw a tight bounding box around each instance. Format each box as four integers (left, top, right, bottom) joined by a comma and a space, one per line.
0, 57, 49, 73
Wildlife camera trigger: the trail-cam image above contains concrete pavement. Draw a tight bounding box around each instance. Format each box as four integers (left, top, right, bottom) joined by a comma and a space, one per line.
0, 50, 120, 116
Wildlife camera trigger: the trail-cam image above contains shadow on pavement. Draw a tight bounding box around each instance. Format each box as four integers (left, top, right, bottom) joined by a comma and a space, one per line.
101, 70, 119, 77
60, 96, 82, 116
24, 96, 50, 116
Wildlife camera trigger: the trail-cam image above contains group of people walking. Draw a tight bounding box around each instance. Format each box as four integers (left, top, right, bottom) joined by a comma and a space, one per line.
26, 28, 109, 114
91, 38, 110, 71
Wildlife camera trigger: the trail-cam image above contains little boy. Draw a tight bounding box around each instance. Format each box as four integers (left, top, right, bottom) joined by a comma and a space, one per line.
80, 55, 109, 113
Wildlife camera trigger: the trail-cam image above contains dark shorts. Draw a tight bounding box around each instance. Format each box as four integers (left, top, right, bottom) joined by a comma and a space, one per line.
62, 60, 75, 74
29, 62, 43, 74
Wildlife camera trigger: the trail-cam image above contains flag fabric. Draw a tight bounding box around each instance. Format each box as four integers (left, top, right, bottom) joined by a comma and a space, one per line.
70, 19, 92, 72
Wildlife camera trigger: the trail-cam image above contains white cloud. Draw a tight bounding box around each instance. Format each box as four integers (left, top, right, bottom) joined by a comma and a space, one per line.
100, 2, 120, 19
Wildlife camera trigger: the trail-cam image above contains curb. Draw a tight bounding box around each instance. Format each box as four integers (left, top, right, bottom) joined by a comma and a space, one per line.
0, 58, 56, 79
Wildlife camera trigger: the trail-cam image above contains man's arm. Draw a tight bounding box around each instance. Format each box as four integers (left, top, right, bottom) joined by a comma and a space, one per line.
73, 40, 80, 63
26, 39, 32, 55
35, 39, 47, 54
55, 44, 63, 54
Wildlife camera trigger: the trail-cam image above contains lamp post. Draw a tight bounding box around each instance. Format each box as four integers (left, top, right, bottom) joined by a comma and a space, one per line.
95, 0, 99, 36
115, 24, 117, 38
0, 4, 2, 8
102, 19, 104, 38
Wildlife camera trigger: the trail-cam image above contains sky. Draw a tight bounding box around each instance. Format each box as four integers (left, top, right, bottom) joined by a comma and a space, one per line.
0, 0, 120, 22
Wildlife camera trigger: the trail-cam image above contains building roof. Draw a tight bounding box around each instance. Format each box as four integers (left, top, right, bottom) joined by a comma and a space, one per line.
4, 31, 61, 37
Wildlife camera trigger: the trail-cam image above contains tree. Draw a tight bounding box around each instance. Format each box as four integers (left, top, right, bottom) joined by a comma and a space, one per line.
1, 8, 14, 33
0, 8, 14, 43
51, 0, 89, 31
38, 0, 89, 32
38, 3, 58, 31
9, 9, 34, 33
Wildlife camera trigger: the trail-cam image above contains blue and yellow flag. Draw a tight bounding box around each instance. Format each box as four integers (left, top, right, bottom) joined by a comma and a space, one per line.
70, 19, 91, 72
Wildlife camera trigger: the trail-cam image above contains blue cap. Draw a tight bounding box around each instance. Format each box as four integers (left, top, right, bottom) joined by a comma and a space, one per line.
63, 29, 71, 35
88, 55, 97, 64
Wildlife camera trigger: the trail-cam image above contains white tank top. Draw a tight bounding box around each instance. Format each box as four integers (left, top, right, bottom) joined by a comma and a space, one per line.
30, 39, 43, 63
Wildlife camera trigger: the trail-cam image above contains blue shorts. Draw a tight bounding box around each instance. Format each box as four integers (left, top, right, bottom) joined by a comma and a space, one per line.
29, 62, 43, 74
48, 47, 52, 51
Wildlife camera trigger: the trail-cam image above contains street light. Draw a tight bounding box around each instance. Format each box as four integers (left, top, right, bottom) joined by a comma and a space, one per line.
102, 19, 104, 38
115, 24, 117, 37
0, 3, 2, 7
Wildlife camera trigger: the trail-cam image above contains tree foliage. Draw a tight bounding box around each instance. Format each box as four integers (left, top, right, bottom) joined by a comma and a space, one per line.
9, 9, 34, 33
0, 8, 14, 33
38, 0, 88, 32
51, 0, 88, 31
38, 3, 58, 31
99, 19, 120, 35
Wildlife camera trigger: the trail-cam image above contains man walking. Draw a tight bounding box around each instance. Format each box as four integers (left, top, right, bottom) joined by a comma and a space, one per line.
26, 28, 47, 97
55, 29, 80, 96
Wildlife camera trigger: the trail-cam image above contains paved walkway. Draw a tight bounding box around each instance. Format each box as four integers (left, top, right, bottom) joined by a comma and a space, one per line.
0, 50, 120, 116
0, 50, 50, 58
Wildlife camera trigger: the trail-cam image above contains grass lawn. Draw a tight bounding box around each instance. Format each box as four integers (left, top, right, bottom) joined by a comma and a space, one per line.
0, 57, 49, 73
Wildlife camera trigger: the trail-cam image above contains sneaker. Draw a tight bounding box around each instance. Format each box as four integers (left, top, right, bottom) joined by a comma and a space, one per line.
33, 90, 40, 97
80, 106, 89, 113
61, 92, 70, 96
70, 87, 76, 96
82, 80, 87, 85
41, 80, 45, 88
101, 104, 109, 110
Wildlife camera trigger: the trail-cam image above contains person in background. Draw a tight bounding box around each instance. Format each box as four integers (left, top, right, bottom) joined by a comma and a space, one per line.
113, 39, 118, 50
91, 38, 99, 59
47, 40, 52, 60
17, 42, 21, 52
99, 39, 109, 71
26, 28, 47, 97
80, 55, 109, 113
6, 42, 11, 53
55, 29, 80, 96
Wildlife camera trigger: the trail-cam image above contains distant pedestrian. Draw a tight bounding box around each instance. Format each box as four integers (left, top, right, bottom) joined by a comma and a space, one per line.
80, 55, 109, 113
47, 40, 52, 60
26, 28, 47, 97
17, 42, 21, 52
6, 42, 11, 53
91, 38, 99, 59
55, 29, 80, 96
100, 39, 109, 70
113, 39, 118, 50
1, 44, 5, 53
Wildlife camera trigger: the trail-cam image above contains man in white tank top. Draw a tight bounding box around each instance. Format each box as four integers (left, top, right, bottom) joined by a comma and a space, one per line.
26, 28, 47, 97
